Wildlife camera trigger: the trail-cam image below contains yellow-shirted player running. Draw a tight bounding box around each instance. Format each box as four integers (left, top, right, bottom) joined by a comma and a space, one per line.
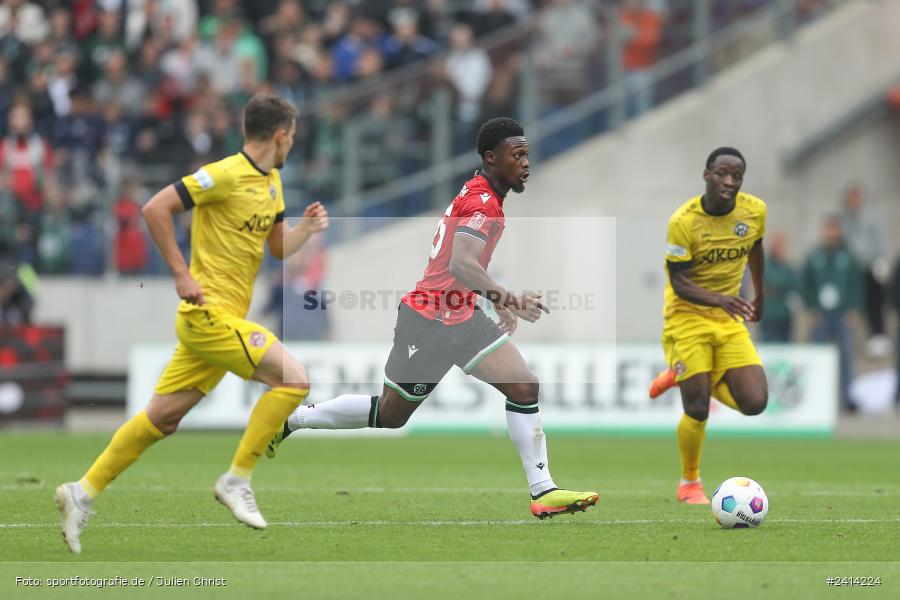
55, 94, 328, 553
648, 147, 768, 505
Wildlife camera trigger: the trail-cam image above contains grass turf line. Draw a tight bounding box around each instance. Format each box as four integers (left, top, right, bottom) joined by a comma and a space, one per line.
1, 433, 898, 597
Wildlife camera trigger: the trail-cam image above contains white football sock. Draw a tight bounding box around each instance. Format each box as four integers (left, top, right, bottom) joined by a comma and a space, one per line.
506, 409, 556, 496
287, 394, 372, 430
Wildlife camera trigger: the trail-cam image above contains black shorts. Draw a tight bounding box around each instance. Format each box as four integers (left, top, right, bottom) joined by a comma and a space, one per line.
383, 303, 509, 401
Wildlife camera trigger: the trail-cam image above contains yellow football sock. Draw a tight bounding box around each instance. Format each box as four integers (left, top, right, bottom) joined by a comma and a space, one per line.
712, 380, 740, 412
229, 387, 307, 479
81, 410, 166, 497
676, 413, 707, 481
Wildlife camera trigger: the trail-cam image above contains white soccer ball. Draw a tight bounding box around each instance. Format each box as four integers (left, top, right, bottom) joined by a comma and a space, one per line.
711, 476, 768, 529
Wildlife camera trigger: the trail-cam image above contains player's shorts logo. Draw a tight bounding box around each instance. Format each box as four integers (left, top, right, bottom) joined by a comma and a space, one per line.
734, 222, 749, 237
673, 361, 686, 377
413, 384, 427, 395
248, 332, 267, 348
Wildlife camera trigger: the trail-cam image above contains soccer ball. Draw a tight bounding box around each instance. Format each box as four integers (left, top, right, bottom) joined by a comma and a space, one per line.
711, 476, 768, 529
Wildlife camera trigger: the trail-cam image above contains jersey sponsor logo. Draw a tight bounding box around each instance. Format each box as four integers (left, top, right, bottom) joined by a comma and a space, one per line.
248, 332, 267, 348
734, 222, 749, 237
407, 344, 419, 358
698, 245, 750, 264
192, 168, 214, 190
666, 243, 687, 257
467, 212, 486, 230
480, 192, 491, 204
239, 213, 275, 234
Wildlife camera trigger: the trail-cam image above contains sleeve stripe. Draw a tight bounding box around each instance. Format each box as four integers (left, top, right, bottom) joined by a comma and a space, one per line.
275, 211, 285, 224
174, 180, 194, 209
455, 227, 487, 242
666, 260, 693, 272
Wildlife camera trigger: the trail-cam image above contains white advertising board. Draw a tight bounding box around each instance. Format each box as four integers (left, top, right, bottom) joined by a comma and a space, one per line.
128, 343, 837, 434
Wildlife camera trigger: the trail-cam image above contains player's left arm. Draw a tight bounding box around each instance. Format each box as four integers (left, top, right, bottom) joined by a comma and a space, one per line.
267, 201, 329, 260
747, 239, 765, 322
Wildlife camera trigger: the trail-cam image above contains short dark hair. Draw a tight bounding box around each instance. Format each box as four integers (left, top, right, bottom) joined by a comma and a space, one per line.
243, 94, 297, 141
706, 147, 746, 170
477, 117, 524, 158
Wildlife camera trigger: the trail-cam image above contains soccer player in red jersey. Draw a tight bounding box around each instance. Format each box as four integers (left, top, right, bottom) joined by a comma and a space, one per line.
268, 118, 598, 519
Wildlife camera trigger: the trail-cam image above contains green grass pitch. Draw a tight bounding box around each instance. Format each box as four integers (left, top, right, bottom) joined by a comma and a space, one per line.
2, 432, 898, 599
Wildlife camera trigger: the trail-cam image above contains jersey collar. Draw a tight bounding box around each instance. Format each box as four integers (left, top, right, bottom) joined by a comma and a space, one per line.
240, 151, 269, 176
474, 170, 506, 202
700, 194, 736, 217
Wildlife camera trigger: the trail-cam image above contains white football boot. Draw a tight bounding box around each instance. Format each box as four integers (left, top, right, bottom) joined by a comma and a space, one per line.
214, 473, 267, 529
55, 482, 92, 554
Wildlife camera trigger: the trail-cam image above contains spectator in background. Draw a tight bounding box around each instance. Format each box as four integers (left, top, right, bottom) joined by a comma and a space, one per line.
0, 9, 30, 82
0, 0, 48, 46
0, 58, 16, 137
258, 0, 307, 55
839, 182, 890, 357
36, 177, 69, 273
444, 22, 492, 135
47, 49, 78, 119
46, 5, 78, 58
534, 0, 600, 106
760, 230, 796, 343
803, 215, 860, 412
0, 103, 53, 215
0, 238, 33, 324
331, 14, 386, 82
99, 99, 134, 161
81, 8, 124, 85
889, 253, 900, 408
113, 180, 147, 275
54, 86, 103, 188
124, 0, 198, 51
470, 0, 517, 38
271, 235, 330, 341
92, 49, 145, 117
620, 0, 663, 118
384, 9, 440, 71
0, 171, 28, 256
200, 17, 245, 94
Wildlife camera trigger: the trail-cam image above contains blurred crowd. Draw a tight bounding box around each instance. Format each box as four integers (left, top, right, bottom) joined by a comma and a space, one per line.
759, 184, 900, 413
0, 0, 837, 282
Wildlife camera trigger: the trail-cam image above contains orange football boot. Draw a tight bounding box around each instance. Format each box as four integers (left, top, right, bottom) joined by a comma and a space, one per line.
649, 368, 677, 399
677, 481, 710, 505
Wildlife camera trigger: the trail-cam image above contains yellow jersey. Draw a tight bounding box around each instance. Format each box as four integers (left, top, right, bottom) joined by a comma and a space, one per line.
174, 151, 285, 318
663, 192, 766, 323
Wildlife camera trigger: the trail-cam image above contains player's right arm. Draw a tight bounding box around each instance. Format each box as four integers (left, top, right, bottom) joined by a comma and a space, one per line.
665, 211, 754, 321
142, 184, 205, 305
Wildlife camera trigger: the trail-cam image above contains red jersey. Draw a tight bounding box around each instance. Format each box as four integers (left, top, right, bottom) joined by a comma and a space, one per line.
402, 172, 506, 325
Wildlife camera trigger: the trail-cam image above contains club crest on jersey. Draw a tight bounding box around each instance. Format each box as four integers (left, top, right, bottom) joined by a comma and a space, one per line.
248, 332, 267, 348
467, 212, 486, 229
734, 222, 749, 237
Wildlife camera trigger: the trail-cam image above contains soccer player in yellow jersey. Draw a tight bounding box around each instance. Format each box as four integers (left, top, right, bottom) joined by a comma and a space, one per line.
55, 94, 328, 553
648, 147, 768, 505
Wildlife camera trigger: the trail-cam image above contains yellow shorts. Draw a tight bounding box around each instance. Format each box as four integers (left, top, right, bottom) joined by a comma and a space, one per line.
662, 313, 762, 385
155, 307, 278, 395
